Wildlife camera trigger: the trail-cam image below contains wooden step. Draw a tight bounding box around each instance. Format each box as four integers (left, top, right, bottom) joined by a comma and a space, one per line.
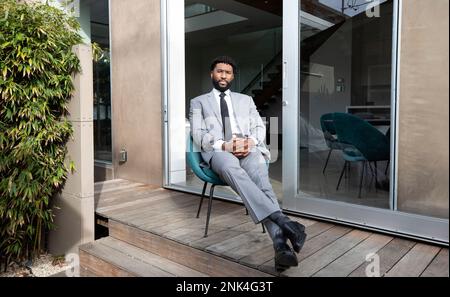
94, 179, 147, 194
107, 219, 272, 277
79, 237, 207, 277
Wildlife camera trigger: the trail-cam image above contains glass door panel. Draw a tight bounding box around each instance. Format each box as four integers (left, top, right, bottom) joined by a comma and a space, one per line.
168, 0, 284, 203
298, 0, 393, 208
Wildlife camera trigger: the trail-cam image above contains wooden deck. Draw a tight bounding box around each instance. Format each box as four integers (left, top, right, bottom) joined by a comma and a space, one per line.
81, 179, 449, 277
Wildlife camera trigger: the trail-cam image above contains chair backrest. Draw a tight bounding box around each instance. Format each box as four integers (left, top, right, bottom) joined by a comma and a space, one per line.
186, 135, 210, 180
332, 112, 390, 161
320, 113, 338, 147
187, 134, 227, 185
320, 113, 336, 135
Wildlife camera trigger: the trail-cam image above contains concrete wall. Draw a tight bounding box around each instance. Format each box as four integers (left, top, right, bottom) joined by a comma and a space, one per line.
49, 44, 95, 255
110, 0, 163, 186
48, 0, 94, 256
397, 0, 449, 219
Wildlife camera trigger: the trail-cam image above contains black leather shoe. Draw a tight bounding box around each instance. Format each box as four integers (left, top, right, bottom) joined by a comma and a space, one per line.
280, 221, 307, 253
274, 242, 298, 272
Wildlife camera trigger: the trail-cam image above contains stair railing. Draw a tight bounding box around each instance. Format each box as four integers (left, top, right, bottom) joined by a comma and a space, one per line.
241, 51, 282, 95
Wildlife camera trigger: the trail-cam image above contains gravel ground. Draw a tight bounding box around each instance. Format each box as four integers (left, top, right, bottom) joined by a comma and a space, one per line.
0, 253, 69, 277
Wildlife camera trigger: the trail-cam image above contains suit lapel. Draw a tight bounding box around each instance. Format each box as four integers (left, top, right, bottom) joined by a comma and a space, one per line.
206, 90, 222, 127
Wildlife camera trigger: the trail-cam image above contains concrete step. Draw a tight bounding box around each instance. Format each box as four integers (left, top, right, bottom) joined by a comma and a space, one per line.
79, 236, 207, 277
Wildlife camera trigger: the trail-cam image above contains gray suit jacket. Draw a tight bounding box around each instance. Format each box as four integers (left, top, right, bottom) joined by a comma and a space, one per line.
189, 90, 270, 165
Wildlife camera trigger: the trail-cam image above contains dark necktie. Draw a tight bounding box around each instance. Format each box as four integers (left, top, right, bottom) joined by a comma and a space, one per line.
219, 92, 233, 141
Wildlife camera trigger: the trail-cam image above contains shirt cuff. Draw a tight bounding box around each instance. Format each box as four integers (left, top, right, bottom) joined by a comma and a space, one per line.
213, 140, 225, 151
248, 136, 259, 146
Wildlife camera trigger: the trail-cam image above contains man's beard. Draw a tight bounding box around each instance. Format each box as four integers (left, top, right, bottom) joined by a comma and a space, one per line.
212, 79, 232, 92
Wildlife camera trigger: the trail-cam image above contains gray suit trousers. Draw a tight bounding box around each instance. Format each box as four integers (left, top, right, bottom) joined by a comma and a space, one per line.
210, 150, 281, 223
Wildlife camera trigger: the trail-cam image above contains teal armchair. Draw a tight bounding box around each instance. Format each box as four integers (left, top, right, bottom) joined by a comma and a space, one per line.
187, 135, 266, 237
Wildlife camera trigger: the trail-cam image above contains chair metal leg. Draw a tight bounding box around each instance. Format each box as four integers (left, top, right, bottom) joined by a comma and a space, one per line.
368, 162, 375, 178
358, 161, 366, 198
245, 208, 249, 215
374, 161, 378, 186
204, 184, 215, 238
261, 223, 266, 233
336, 161, 347, 191
322, 149, 333, 175
196, 182, 208, 218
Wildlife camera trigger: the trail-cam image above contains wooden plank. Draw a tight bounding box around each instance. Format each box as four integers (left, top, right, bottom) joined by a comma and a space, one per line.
79, 242, 174, 277
189, 229, 245, 250
385, 243, 441, 277
94, 179, 132, 192
349, 237, 416, 277
94, 181, 145, 194
95, 183, 159, 201
105, 194, 199, 223
97, 190, 180, 213
164, 226, 228, 244
99, 194, 189, 219
206, 228, 272, 260
99, 237, 207, 277
241, 222, 337, 269
100, 192, 201, 219
108, 219, 272, 277
314, 233, 393, 277
156, 201, 239, 234
79, 249, 134, 277
134, 202, 215, 231
289, 215, 320, 227
206, 209, 253, 229
96, 187, 166, 209
282, 229, 371, 277
258, 225, 352, 275
137, 203, 247, 236
421, 248, 449, 277
240, 245, 275, 269
101, 191, 197, 218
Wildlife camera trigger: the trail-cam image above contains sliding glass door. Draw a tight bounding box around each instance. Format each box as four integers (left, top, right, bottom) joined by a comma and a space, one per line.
164, 0, 284, 203
163, 0, 448, 243
282, 0, 447, 243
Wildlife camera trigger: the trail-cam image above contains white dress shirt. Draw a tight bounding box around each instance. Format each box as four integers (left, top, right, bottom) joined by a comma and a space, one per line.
211, 88, 257, 151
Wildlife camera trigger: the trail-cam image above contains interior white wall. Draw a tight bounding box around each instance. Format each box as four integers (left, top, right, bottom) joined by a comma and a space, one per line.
308, 21, 353, 128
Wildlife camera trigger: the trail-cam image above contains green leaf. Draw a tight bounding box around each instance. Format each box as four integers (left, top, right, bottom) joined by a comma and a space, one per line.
0, 0, 82, 262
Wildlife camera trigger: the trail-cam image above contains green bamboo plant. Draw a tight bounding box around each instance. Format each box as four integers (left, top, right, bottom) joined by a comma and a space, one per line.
0, 0, 82, 262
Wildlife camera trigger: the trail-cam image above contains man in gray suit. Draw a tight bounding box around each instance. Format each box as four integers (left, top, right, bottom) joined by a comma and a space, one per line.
189, 56, 307, 271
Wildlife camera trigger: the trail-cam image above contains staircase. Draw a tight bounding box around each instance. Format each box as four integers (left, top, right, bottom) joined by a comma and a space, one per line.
78, 180, 272, 277
242, 53, 282, 113
79, 218, 271, 277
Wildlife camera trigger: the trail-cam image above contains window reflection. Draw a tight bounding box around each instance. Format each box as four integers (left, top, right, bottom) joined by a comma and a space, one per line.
298, 0, 393, 208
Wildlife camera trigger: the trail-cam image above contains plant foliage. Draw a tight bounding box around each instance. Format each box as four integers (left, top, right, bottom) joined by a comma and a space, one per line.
0, 0, 82, 262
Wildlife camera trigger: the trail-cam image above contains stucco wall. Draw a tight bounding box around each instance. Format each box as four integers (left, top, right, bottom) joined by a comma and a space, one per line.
110, 0, 163, 186
397, 0, 449, 218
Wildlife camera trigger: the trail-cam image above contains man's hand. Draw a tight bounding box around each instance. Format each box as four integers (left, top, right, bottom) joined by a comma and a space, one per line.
222, 140, 234, 153
222, 137, 255, 158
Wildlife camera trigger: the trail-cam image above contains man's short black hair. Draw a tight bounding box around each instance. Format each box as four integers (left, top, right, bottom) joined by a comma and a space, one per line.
210, 56, 237, 73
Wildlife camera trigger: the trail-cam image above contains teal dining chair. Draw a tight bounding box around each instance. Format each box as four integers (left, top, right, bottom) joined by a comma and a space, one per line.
332, 113, 390, 198
320, 113, 354, 175
187, 135, 266, 237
